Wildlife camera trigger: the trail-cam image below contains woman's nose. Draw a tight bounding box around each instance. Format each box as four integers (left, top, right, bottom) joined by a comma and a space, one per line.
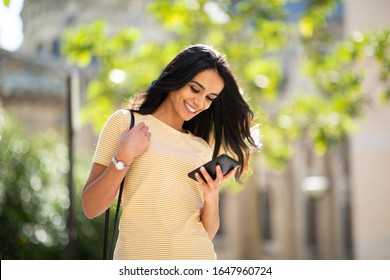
193, 95, 205, 109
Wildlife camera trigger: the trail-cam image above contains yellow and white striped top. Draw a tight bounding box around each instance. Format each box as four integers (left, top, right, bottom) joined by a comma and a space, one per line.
93, 109, 216, 259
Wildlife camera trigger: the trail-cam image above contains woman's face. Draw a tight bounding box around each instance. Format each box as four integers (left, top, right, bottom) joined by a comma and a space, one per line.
167, 69, 224, 122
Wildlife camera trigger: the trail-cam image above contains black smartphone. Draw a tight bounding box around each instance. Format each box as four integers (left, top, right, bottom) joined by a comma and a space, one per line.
188, 154, 241, 182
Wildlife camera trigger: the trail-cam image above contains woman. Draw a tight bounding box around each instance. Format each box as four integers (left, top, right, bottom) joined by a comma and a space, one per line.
82, 44, 258, 259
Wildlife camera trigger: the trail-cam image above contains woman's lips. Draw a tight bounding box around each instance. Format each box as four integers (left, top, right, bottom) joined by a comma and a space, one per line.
184, 101, 197, 114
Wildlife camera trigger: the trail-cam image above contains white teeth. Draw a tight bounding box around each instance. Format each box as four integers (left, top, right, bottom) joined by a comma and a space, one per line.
185, 102, 197, 113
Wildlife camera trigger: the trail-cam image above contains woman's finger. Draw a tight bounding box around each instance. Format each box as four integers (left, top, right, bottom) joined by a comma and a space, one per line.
223, 167, 238, 180
199, 166, 214, 185
195, 173, 208, 190
215, 165, 223, 185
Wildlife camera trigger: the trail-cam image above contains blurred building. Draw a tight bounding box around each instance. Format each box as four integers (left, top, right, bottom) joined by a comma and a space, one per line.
0, 0, 389, 260
345, 0, 390, 260
0, 48, 67, 135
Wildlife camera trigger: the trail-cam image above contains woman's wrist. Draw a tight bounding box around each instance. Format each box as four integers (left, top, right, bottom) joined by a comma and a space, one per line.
201, 209, 219, 219
114, 150, 134, 166
201, 201, 219, 217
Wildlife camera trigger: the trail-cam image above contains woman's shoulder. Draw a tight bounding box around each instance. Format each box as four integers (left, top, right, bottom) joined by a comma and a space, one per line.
112, 108, 133, 119
108, 108, 130, 121
104, 109, 130, 128
109, 109, 147, 126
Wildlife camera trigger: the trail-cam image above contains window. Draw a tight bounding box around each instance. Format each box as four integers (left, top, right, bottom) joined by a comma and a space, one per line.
52, 39, 61, 57
259, 191, 272, 240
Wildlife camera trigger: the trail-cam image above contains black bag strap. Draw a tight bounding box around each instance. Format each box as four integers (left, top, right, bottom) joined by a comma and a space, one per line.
102, 208, 110, 259
103, 109, 135, 260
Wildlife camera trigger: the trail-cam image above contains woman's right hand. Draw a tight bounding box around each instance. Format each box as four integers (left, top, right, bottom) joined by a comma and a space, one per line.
116, 122, 151, 164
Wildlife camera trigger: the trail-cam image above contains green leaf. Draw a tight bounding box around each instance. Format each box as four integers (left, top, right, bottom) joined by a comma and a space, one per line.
299, 17, 314, 38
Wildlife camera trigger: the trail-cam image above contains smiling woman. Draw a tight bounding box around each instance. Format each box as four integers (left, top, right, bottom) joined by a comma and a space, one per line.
81, 44, 258, 260
156, 69, 224, 127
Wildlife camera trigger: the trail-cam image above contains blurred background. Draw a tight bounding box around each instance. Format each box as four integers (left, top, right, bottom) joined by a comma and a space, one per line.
0, 0, 389, 260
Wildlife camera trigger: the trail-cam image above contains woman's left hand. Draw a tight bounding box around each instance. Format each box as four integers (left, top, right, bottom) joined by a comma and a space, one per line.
195, 165, 236, 205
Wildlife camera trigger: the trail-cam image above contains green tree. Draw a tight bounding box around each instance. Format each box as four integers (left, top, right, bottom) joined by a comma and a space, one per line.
0, 105, 110, 259
293, 0, 390, 155
0, 107, 69, 259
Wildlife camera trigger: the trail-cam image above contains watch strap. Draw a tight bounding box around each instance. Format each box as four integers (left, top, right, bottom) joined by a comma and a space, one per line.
112, 156, 130, 170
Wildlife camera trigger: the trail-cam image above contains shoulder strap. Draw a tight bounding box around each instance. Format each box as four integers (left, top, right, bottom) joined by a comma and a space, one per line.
103, 109, 135, 260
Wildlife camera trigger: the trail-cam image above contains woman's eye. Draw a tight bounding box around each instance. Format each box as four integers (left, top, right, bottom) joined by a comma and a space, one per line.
190, 86, 200, 93
206, 96, 215, 102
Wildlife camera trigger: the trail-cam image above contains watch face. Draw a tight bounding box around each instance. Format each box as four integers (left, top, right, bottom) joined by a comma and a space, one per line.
116, 161, 125, 170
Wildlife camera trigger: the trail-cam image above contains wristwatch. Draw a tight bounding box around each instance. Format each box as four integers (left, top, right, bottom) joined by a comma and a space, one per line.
111, 156, 130, 170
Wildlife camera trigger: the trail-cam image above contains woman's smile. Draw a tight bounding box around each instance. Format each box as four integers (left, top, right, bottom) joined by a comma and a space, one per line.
184, 101, 198, 114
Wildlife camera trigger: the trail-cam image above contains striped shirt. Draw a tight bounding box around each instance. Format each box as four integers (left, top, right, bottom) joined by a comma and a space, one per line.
93, 109, 216, 259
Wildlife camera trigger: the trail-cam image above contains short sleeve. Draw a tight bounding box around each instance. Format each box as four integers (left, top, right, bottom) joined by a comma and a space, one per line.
92, 109, 130, 166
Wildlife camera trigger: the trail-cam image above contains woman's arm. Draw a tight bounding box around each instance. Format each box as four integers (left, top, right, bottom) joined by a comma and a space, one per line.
82, 162, 128, 219
196, 166, 236, 240
82, 122, 151, 219
200, 193, 220, 240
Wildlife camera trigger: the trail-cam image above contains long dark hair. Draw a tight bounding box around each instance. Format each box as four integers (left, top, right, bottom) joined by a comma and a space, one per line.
132, 44, 257, 181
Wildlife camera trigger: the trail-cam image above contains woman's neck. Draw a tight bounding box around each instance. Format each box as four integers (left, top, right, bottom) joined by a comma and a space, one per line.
152, 103, 186, 133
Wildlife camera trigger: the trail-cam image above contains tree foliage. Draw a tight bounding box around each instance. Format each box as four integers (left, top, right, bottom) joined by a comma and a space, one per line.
297, 1, 390, 155
0, 107, 69, 259
2, 0, 10, 7
0, 106, 111, 259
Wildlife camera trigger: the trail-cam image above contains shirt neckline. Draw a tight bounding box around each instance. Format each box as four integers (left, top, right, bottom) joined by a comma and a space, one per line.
145, 114, 194, 138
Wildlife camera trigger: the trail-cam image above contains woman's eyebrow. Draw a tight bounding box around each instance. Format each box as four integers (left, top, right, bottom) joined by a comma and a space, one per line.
190, 80, 205, 90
